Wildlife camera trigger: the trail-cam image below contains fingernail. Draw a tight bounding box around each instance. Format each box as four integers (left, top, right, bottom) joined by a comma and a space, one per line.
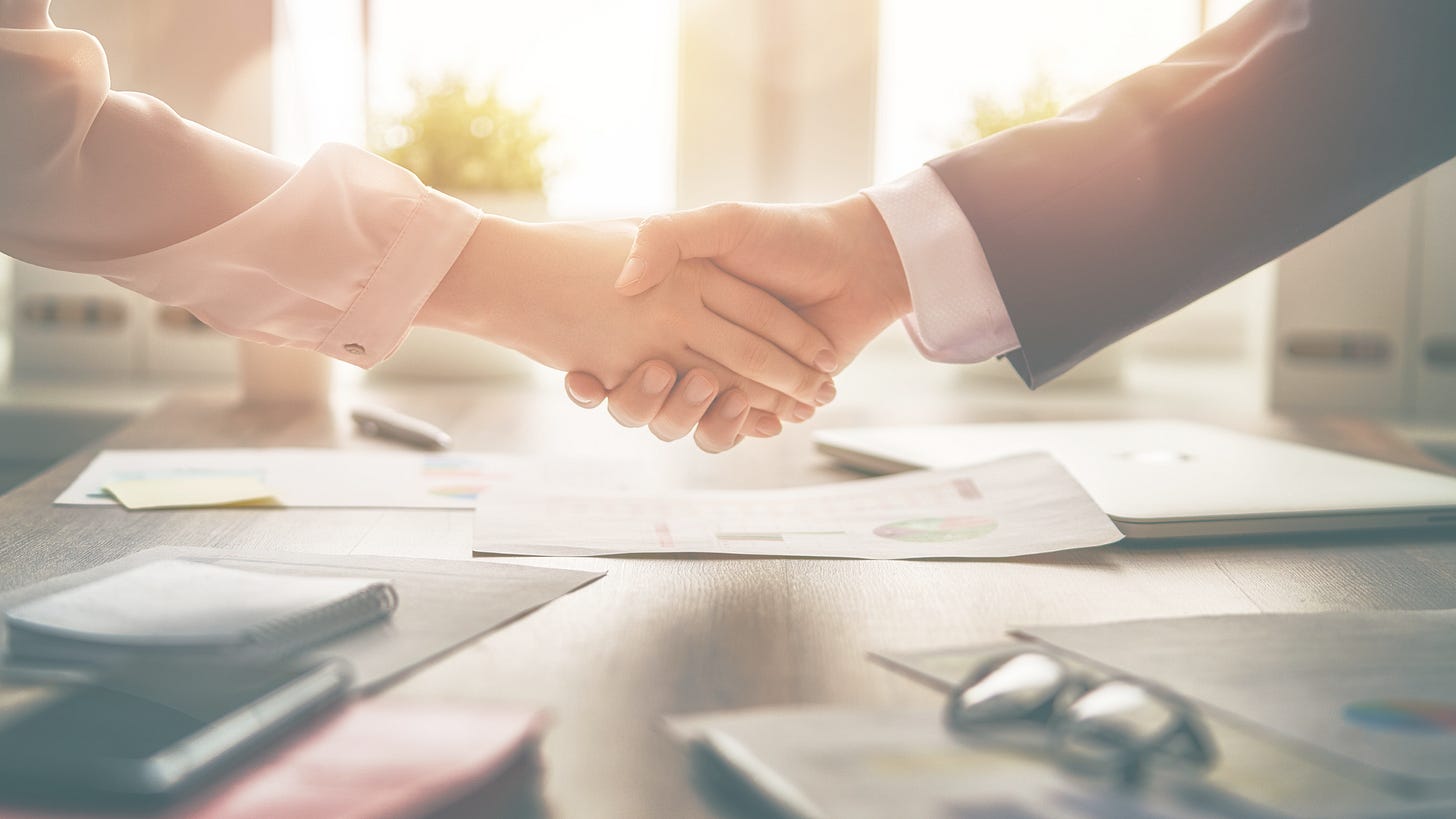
642, 366, 672, 395
565, 383, 591, 406
792, 403, 814, 422
720, 392, 749, 418
614, 256, 644, 290
684, 375, 714, 405
814, 382, 837, 406
756, 416, 781, 436
813, 350, 837, 373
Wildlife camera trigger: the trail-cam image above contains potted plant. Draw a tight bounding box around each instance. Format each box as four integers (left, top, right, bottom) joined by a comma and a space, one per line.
370, 76, 552, 380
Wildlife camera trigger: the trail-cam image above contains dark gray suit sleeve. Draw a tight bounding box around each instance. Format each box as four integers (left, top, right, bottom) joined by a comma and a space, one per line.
926, 0, 1456, 388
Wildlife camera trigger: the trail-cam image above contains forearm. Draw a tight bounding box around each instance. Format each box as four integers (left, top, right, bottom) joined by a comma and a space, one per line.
0, 17, 480, 366
927, 0, 1456, 386
0, 22, 294, 265
415, 215, 598, 361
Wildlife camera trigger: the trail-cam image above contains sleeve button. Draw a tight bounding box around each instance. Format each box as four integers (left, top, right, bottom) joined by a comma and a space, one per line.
343, 343, 366, 355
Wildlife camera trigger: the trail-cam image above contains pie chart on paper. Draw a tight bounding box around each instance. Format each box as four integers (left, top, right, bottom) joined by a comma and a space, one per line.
1344, 700, 1456, 735
874, 516, 998, 543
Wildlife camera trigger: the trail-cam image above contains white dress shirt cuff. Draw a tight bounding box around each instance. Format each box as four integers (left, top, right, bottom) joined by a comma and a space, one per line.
862, 166, 1020, 363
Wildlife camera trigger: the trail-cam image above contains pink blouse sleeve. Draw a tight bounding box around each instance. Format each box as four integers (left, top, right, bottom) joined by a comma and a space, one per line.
0, 13, 481, 367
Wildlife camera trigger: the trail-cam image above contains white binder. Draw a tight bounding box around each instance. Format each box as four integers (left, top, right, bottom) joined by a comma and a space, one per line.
1272, 157, 1456, 422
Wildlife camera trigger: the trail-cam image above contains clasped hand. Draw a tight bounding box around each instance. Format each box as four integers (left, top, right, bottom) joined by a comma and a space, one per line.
419, 197, 907, 453
562, 195, 911, 452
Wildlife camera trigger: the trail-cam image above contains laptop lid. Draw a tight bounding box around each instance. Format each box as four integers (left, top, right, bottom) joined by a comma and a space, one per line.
813, 420, 1456, 539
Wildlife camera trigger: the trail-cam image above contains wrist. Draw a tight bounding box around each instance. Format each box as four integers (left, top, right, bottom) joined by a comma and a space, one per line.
829, 193, 913, 319
415, 215, 520, 342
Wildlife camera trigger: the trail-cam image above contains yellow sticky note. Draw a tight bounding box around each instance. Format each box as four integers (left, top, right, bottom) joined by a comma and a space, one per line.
102, 477, 279, 510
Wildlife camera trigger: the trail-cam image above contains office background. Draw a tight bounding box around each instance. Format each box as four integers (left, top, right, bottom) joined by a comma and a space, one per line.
1, 0, 1451, 492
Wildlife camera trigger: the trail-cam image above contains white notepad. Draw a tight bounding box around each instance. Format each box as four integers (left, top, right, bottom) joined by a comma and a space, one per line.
4, 559, 397, 663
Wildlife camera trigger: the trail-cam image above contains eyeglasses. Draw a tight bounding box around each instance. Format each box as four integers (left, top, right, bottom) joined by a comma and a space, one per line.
943, 651, 1216, 789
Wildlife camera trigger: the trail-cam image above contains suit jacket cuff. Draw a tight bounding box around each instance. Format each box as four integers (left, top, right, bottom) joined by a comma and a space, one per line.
862, 166, 1020, 363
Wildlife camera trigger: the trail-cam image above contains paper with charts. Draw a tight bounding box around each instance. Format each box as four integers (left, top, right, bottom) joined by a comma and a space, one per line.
56, 449, 638, 510
473, 453, 1124, 559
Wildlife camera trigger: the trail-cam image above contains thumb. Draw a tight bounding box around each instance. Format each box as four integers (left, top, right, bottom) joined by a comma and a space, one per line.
614, 203, 752, 296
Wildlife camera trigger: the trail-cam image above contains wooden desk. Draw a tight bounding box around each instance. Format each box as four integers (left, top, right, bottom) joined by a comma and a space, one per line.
2, 373, 1454, 818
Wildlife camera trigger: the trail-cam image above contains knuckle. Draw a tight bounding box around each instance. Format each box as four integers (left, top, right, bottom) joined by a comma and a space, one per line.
740, 340, 774, 376
795, 326, 824, 359
709, 201, 747, 225
743, 384, 778, 414
795, 369, 821, 398
636, 214, 673, 247
744, 299, 778, 336
784, 394, 817, 422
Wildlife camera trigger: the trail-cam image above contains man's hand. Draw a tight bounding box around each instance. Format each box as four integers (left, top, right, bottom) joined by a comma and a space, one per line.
416, 216, 839, 426
566, 194, 912, 451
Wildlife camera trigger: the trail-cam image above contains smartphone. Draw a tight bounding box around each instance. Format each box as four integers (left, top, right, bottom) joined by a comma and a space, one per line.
0, 658, 351, 801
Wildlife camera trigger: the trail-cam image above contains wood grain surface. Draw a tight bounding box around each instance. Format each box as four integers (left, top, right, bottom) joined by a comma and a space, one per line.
1, 373, 1453, 818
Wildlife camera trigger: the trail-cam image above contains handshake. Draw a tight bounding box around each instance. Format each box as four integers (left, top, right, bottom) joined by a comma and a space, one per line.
417, 194, 913, 453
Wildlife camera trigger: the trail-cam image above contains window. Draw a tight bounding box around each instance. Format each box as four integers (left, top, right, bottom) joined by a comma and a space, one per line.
878, 1, 1205, 181
366, 0, 678, 219
875, 0, 1262, 364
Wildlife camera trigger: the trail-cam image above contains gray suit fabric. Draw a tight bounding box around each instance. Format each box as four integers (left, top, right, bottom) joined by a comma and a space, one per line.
927, 0, 1456, 387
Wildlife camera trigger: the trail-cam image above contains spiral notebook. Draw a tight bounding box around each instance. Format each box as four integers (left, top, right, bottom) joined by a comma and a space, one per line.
3, 559, 397, 664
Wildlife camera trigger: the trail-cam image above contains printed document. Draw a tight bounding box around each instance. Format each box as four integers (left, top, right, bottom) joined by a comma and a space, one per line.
473, 453, 1123, 559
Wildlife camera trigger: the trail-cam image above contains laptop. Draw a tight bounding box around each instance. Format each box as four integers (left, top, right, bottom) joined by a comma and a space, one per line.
813, 419, 1456, 539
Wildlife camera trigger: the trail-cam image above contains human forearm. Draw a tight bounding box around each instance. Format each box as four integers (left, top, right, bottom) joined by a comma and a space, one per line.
0, 24, 294, 265
927, 0, 1456, 387
0, 19, 483, 367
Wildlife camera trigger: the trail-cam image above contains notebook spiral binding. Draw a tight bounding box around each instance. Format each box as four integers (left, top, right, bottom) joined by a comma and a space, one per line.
243, 583, 399, 655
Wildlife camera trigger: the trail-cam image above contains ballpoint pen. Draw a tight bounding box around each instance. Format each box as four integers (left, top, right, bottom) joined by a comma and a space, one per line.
351, 405, 453, 450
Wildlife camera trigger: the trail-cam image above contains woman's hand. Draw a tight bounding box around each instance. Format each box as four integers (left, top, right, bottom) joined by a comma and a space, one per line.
416, 216, 838, 423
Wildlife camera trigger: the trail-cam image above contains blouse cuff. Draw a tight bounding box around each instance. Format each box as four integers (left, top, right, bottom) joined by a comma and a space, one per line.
319, 186, 481, 368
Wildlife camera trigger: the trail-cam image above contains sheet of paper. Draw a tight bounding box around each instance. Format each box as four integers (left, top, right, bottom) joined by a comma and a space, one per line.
0, 547, 604, 692
669, 706, 1227, 819
473, 453, 1123, 559
102, 476, 278, 509
1022, 610, 1456, 792
58, 449, 640, 509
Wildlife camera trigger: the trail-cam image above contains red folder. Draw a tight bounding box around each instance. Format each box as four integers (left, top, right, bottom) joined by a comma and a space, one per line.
0, 700, 546, 819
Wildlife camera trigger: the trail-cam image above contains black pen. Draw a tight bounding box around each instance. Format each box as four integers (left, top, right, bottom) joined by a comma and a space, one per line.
351, 405, 453, 450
